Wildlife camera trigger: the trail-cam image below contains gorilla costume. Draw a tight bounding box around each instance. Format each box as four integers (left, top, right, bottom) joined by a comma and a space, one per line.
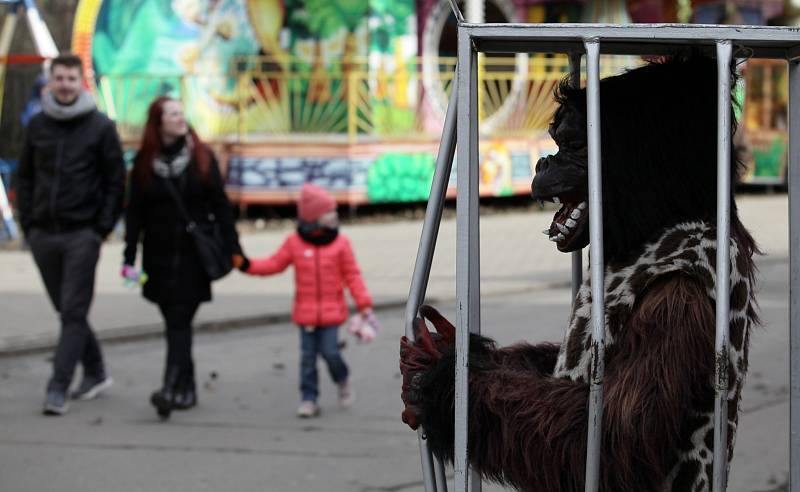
399, 55, 759, 491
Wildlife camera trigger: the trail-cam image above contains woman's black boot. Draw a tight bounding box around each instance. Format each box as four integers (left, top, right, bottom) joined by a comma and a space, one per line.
150, 365, 181, 420
173, 364, 197, 411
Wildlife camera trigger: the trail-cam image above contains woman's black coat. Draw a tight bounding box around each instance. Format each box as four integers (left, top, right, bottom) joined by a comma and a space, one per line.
123, 147, 241, 304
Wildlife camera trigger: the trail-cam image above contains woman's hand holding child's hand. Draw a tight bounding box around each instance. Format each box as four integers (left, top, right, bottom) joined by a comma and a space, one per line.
232, 254, 249, 272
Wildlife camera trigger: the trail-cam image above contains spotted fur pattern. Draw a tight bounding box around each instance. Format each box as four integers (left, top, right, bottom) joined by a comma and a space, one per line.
552, 221, 757, 491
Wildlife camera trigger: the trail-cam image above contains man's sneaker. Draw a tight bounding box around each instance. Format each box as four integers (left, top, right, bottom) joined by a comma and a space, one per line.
338, 380, 355, 408
43, 390, 69, 416
71, 375, 113, 401
296, 401, 320, 418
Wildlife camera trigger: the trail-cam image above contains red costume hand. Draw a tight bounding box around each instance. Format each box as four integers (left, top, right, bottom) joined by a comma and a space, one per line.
400, 305, 456, 430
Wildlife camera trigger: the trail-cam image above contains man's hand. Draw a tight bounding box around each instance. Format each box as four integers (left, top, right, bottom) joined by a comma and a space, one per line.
399, 305, 456, 430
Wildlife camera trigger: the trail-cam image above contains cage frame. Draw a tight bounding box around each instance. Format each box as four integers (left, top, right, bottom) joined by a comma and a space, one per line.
405, 22, 800, 492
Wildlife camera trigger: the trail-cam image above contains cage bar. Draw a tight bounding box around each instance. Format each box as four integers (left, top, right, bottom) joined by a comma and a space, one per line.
712, 39, 733, 492
404, 70, 459, 492
456, 25, 480, 492
583, 38, 606, 492
789, 56, 800, 492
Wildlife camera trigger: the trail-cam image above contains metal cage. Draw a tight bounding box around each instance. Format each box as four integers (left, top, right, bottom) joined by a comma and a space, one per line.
404, 21, 800, 492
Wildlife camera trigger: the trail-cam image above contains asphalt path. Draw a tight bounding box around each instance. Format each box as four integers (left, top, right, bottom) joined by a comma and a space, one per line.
0, 255, 789, 491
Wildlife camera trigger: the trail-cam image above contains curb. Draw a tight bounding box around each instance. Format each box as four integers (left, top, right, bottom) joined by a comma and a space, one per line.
0, 300, 409, 358
0, 281, 570, 358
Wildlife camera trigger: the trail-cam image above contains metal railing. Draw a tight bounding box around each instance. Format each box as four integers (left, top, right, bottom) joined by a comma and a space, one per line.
93, 54, 641, 144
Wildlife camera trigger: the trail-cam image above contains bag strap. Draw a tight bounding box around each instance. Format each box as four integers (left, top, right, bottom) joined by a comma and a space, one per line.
160, 176, 197, 232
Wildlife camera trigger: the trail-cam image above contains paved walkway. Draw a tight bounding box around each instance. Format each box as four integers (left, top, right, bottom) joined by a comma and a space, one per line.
0, 194, 789, 355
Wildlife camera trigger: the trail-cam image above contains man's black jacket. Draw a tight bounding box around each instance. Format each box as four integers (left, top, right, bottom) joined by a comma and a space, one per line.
16, 108, 125, 237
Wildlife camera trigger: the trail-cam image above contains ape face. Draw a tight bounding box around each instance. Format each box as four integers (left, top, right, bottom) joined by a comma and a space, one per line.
531, 103, 590, 253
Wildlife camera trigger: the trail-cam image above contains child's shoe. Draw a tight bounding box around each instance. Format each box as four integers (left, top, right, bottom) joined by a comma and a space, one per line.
296, 400, 320, 418
338, 380, 355, 408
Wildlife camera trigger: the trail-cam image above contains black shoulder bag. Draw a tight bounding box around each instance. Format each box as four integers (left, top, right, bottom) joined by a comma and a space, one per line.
161, 177, 233, 281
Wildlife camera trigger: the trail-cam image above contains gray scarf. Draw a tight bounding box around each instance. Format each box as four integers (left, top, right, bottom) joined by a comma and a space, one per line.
153, 135, 193, 178
41, 90, 96, 121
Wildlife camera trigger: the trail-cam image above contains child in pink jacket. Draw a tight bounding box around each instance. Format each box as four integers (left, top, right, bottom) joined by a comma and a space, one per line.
235, 184, 373, 418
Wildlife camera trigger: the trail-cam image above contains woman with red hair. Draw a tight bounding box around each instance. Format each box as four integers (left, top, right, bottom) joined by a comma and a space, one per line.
123, 96, 242, 419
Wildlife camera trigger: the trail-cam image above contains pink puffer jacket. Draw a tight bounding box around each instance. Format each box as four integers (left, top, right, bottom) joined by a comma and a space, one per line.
246, 232, 373, 327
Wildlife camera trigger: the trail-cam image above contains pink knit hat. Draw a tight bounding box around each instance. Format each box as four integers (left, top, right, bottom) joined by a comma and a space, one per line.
297, 183, 336, 222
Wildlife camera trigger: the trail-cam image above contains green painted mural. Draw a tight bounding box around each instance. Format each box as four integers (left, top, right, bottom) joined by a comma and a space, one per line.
366, 152, 435, 203
74, 0, 418, 137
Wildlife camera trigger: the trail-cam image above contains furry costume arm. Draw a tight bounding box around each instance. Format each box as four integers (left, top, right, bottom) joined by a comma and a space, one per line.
493, 342, 561, 375
406, 273, 715, 492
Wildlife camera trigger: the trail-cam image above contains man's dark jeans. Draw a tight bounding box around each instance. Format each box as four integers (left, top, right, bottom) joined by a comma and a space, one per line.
28, 227, 105, 393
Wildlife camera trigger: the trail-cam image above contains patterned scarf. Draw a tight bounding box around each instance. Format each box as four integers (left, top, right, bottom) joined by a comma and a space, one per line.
153, 135, 193, 178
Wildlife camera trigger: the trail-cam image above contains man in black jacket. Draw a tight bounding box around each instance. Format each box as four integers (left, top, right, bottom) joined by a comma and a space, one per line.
16, 54, 125, 415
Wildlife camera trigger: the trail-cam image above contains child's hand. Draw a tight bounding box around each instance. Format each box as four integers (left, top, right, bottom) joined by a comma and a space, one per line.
348, 309, 379, 343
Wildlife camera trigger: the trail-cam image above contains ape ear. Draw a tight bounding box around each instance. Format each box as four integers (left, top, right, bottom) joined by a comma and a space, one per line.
418, 305, 456, 343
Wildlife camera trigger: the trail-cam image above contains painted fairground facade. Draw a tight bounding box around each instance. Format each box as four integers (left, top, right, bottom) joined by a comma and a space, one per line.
70, 0, 788, 206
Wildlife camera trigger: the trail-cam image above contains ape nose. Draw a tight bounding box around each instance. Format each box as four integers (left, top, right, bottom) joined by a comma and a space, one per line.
534, 156, 550, 174
531, 157, 553, 198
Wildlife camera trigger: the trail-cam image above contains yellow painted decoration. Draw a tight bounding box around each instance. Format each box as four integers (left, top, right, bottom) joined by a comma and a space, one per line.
246, 0, 285, 58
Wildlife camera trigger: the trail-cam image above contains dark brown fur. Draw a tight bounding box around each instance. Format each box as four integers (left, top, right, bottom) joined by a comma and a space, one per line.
420, 273, 716, 492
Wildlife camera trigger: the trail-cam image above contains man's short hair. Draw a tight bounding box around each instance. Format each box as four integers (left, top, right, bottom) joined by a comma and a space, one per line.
50, 53, 83, 74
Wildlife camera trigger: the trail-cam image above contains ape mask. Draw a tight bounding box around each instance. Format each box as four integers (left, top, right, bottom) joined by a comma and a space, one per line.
531, 54, 751, 263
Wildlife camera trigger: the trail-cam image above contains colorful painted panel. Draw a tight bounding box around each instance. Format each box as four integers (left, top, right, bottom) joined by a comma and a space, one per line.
72, 0, 417, 138
226, 137, 538, 204
229, 155, 371, 191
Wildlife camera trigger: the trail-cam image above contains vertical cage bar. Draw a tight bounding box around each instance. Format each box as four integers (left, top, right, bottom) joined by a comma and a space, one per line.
469, 39, 483, 492
434, 457, 449, 492
712, 40, 733, 492
583, 39, 605, 492
456, 26, 480, 492
568, 52, 584, 303
789, 57, 800, 492
468, 41, 483, 492
404, 70, 460, 492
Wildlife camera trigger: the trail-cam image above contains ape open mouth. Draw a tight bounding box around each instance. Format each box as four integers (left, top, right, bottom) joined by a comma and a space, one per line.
541, 195, 589, 252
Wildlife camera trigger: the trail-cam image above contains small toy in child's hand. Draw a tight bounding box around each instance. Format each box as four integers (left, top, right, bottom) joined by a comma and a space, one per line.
347, 311, 380, 343
121, 264, 148, 287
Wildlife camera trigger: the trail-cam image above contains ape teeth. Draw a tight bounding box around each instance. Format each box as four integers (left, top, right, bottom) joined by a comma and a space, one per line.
542, 228, 551, 235
552, 197, 561, 204
556, 233, 565, 241
577, 201, 588, 210
549, 235, 559, 242
556, 223, 569, 234
570, 209, 582, 220
565, 218, 577, 228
